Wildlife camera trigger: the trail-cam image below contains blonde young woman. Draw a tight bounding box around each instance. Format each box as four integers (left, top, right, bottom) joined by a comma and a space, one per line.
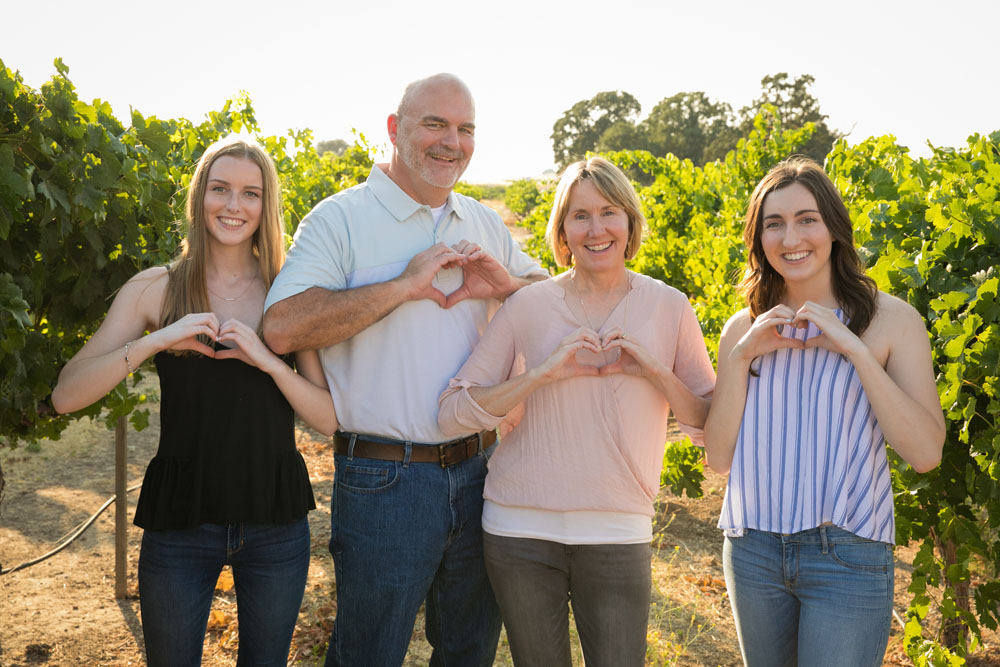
704, 157, 944, 666
52, 137, 336, 665
438, 157, 715, 666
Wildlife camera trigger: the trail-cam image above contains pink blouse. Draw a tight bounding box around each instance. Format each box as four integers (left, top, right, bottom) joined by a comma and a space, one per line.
438, 273, 716, 517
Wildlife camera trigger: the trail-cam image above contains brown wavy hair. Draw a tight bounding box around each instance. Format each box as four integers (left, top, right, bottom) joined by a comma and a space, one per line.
159, 136, 285, 331
738, 156, 877, 336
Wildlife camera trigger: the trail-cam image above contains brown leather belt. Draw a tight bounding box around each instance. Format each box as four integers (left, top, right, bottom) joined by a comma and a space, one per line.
333, 430, 497, 468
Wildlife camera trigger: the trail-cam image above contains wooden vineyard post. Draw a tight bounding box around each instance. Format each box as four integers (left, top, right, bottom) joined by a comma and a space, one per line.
115, 415, 127, 599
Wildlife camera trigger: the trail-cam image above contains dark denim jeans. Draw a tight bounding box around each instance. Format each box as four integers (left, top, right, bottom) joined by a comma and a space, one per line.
324, 444, 501, 667
723, 525, 894, 667
138, 518, 310, 666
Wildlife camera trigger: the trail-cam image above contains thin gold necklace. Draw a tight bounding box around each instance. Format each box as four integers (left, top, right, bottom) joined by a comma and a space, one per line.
207, 272, 259, 302
571, 269, 631, 336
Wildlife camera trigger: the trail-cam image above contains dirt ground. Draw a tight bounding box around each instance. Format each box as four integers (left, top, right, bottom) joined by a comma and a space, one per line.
3, 400, 998, 666
3, 210, 998, 665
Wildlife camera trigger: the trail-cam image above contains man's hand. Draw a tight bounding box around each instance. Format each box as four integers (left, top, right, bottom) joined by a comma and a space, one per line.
264, 243, 467, 354
397, 243, 467, 308
443, 240, 519, 308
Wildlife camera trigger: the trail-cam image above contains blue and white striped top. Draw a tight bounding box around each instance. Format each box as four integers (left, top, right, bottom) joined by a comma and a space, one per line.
719, 312, 894, 544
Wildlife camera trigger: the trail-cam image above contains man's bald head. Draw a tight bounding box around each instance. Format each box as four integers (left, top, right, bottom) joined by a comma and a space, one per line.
395, 73, 475, 121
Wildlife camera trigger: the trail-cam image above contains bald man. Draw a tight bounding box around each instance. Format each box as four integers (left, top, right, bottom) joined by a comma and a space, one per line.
264, 74, 547, 666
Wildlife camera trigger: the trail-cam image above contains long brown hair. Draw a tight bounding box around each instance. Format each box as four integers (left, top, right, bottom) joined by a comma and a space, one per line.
738, 156, 877, 336
159, 136, 285, 329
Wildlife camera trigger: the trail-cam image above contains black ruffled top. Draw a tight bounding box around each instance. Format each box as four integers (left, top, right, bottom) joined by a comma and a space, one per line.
133, 346, 316, 530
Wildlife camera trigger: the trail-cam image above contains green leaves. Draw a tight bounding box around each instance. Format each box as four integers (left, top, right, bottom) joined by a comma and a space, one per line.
660, 438, 706, 499
0, 60, 371, 449
524, 109, 1000, 661
826, 131, 1000, 659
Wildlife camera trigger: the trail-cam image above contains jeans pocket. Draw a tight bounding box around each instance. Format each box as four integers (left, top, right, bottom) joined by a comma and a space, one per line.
830, 540, 891, 573
335, 460, 400, 494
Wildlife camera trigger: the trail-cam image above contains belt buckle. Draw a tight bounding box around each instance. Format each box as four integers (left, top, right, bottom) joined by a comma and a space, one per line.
437, 436, 470, 468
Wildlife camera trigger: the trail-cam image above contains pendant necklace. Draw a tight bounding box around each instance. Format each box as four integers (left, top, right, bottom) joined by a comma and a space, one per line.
571, 269, 631, 337
208, 272, 259, 302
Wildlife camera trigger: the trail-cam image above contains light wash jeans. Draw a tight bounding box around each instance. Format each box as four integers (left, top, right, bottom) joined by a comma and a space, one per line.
138, 518, 310, 667
483, 532, 651, 667
723, 525, 894, 667
324, 444, 501, 667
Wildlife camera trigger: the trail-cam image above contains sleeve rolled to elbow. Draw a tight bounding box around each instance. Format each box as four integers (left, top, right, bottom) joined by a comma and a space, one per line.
438, 381, 505, 437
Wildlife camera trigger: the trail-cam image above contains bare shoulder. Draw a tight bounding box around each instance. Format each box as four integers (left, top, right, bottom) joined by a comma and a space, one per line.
715, 308, 752, 357
865, 291, 929, 356
116, 266, 169, 328
124, 266, 169, 291
872, 290, 927, 333
721, 308, 753, 340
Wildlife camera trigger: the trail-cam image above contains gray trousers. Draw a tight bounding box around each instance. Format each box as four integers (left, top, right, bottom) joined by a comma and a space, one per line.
483, 532, 651, 667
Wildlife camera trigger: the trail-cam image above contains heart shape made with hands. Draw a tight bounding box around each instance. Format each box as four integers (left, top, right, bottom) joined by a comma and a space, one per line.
574, 332, 628, 369
574, 346, 620, 368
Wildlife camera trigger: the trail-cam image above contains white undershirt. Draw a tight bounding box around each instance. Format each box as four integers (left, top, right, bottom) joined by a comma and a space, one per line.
482, 500, 652, 545
430, 203, 448, 225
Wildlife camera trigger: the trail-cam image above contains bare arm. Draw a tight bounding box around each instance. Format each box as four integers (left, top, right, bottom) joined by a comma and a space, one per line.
52, 268, 221, 414
263, 243, 465, 354
796, 297, 945, 472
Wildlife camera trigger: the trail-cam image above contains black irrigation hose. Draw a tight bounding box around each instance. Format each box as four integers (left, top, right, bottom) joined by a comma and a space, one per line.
0, 482, 142, 575
0, 483, 915, 632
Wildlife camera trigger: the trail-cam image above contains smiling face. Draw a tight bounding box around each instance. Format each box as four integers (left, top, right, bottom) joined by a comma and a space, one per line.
760, 181, 834, 289
388, 76, 475, 205
201, 155, 264, 249
561, 179, 630, 277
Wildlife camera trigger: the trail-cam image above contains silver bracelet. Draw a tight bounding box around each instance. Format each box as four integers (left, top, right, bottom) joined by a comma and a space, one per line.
124, 341, 135, 375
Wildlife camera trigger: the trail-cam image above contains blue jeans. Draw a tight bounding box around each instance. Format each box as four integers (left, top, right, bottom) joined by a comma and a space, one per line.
138, 518, 310, 666
324, 445, 501, 667
723, 525, 894, 667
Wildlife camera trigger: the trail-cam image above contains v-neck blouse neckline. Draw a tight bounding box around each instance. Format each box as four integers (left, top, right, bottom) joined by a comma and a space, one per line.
551, 271, 637, 333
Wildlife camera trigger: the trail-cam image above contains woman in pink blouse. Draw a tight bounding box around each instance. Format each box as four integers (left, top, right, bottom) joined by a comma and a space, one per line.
438, 157, 715, 666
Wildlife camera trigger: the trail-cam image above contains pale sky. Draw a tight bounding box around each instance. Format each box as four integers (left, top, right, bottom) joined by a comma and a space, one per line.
5, 0, 998, 182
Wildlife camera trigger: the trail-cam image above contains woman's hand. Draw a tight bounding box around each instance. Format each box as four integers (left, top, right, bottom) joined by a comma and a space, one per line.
535, 327, 603, 382
792, 301, 866, 358
730, 304, 805, 362
151, 312, 220, 358
704, 306, 799, 473
214, 318, 285, 374
599, 326, 658, 378
600, 326, 712, 428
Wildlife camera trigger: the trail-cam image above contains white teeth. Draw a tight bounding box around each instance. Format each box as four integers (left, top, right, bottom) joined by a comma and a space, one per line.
587, 241, 613, 252
218, 217, 243, 228
783, 251, 810, 261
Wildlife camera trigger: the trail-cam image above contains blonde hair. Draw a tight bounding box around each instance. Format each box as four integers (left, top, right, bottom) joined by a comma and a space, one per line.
159, 136, 285, 330
545, 157, 645, 267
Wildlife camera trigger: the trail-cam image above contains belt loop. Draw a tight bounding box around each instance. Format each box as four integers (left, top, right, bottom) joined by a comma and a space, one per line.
820, 525, 829, 554
347, 433, 357, 461
477, 431, 484, 456
403, 441, 412, 468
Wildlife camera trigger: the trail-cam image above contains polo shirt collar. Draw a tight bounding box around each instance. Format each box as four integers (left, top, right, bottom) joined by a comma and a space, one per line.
367, 165, 469, 223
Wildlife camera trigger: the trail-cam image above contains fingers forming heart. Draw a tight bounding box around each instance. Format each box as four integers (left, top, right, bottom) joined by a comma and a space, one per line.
574, 347, 621, 368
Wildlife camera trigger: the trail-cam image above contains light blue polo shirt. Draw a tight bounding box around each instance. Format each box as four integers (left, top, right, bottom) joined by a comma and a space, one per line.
265, 165, 547, 443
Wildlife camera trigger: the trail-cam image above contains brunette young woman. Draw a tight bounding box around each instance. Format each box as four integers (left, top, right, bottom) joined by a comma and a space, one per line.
438, 157, 715, 666
703, 156, 944, 667
52, 136, 336, 666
